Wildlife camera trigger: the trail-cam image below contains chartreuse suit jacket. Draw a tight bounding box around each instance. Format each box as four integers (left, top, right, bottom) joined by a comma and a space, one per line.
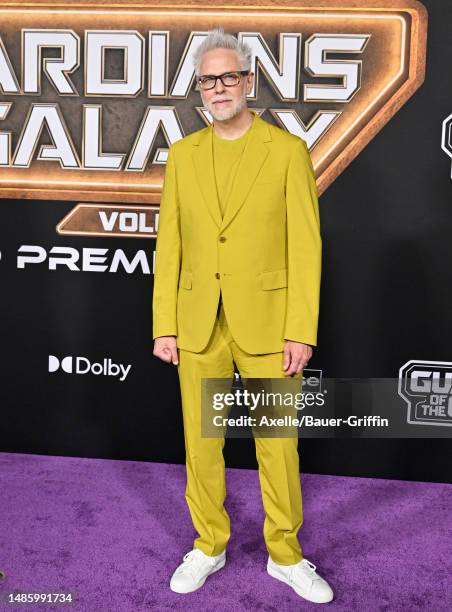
152, 109, 322, 354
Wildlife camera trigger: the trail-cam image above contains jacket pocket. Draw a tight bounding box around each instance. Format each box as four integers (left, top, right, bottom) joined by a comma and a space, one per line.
259, 267, 288, 290
178, 269, 192, 290
254, 173, 284, 186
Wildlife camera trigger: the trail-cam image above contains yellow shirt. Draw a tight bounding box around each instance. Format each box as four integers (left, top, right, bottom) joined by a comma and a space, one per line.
212, 121, 252, 218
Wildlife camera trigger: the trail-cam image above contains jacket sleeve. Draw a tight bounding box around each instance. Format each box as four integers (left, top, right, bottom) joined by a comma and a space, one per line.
152, 145, 181, 339
283, 137, 322, 347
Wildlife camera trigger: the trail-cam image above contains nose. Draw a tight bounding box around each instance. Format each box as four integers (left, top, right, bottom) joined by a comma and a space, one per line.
214, 77, 225, 93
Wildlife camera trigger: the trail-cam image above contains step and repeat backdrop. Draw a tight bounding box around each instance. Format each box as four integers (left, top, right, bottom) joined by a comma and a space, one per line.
1, 0, 451, 482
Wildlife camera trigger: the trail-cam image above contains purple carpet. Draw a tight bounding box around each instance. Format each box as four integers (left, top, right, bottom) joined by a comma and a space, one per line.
0, 452, 450, 611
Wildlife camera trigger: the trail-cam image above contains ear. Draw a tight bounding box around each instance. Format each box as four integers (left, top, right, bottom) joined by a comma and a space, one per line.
246, 71, 255, 94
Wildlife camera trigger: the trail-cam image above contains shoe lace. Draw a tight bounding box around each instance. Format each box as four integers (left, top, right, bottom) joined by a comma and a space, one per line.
177, 549, 215, 580
301, 559, 317, 574
289, 558, 318, 585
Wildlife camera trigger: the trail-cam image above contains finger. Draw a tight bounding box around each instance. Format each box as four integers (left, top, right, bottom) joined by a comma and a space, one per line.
161, 348, 172, 363
296, 363, 305, 374
171, 345, 179, 365
299, 359, 308, 371
288, 358, 303, 376
283, 348, 292, 371
285, 362, 296, 375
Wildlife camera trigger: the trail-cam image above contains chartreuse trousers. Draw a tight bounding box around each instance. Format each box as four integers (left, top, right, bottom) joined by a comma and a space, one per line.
176, 296, 303, 565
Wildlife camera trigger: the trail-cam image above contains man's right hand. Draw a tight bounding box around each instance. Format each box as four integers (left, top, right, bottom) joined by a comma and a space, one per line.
153, 336, 179, 365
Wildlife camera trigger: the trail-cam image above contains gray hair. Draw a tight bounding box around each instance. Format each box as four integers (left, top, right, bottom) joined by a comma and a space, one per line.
192, 27, 253, 76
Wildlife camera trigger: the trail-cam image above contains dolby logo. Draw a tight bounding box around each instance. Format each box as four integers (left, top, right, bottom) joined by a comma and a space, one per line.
48, 355, 131, 382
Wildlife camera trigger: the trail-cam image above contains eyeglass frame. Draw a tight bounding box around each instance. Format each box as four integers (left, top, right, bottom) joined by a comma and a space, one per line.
195, 70, 251, 91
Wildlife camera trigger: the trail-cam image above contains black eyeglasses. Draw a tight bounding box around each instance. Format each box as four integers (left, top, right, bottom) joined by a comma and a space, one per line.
195, 70, 250, 91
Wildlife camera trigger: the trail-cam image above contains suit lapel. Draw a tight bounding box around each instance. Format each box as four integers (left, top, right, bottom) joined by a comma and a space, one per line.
191, 124, 222, 228
191, 110, 272, 231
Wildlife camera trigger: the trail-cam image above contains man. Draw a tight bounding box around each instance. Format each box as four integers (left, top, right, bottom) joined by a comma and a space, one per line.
152, 27, 333, 604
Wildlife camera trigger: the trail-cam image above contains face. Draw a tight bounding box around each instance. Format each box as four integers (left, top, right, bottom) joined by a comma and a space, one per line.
197, 48, 254, 121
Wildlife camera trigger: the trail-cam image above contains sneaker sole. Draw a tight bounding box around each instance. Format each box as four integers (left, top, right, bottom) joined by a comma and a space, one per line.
170, 557, 226, 594
267, 563, 333, 604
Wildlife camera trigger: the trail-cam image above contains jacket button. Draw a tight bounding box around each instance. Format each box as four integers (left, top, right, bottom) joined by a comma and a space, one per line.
215, 272, 220, 279
219, 236, 226, 242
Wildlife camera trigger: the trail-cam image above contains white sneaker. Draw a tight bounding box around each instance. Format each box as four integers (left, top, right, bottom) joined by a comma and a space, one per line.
169, 548, 226, 594
267, 556, 334, 603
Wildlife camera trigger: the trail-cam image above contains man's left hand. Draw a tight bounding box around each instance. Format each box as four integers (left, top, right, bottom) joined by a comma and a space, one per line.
283, 340, 313, 375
